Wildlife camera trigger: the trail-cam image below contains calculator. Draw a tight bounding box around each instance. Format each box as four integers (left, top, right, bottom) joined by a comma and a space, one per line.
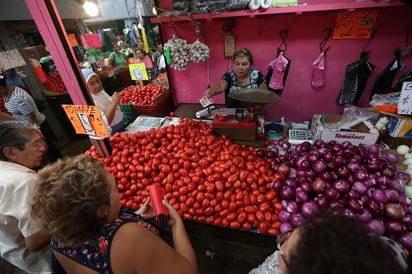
288, 129, 313, 145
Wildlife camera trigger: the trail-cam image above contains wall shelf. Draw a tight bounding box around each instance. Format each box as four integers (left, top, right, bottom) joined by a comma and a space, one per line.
151, 0, 405, 23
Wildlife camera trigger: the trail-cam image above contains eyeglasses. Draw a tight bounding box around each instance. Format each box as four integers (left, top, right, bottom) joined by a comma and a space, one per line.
28, 139, 47, 150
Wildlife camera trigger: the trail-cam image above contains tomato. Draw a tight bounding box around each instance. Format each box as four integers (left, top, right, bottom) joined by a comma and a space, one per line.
265, 191, 276, 201
255, 211, 265, 222
249, 194, 257, 205
227, 212, 237, 222
230, 221, 241, 229
237, 212, 247, 224
258, 222, 268, 234
267, 228, 278, 236
264, 212, 272, 222
242, 222, 252, 231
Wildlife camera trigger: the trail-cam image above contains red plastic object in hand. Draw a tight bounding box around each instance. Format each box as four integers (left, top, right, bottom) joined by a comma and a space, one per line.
149, 184, 169, 216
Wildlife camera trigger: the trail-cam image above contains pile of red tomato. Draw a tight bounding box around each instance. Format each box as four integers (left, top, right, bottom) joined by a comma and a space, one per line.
42, 73, 67, 94
152, 73, 169, 87
86, 118, 282, 235
97, 68, 117, 76
119, 84, 168, 106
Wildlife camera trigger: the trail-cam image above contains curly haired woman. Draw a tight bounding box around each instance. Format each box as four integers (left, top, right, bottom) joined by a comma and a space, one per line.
32, 154, 197, 274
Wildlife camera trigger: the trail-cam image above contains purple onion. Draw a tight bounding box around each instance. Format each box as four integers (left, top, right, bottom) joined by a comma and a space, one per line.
385, 189, 400, 202
280, 222, 294, 233
402, 214, 412, 227
372, 189, 389, 203
366, 144, 382, 155
305, 169, 317, 179
278, 210, 291, 222
333, 179, 350, 193
390, 178, 405, 194
314, 139, 326, 148
301, 201, 319, 217
314, 195, 328, 208
347, 162, 361, 171
364, 178, 377, 188
333, 155, 347, 166
329, 200, 344, 209
367, 219, 385, 235
353, 181, 367, 194
384, 219, 406, 235
385, 152, 400, 163
290, 213, 303, 227
320, 171, 333, 182
280, 187, 295, 201
296, 189, 309, 203
396, 172, 411, 185
398, 232, 412, 249
272, 180, 283, 192
358, 208, 372, 222
286, 200, 300, 213
367, 199, 384, 217
300, 181, 313, 193
312, 160, 326, 173
353, 169, 368, 182
347, 198, 363, 212
284, 178, 298, 189
324, 187, 339, 200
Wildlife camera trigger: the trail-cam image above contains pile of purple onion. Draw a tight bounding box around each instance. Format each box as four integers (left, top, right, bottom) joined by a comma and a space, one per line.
257, 139, 412, 254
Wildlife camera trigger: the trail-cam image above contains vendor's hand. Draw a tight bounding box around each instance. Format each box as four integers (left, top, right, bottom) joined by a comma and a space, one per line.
203, 89, 213, 98
162, 197, 182, 228
134, 198, 155, 219
112, 92, 121, 105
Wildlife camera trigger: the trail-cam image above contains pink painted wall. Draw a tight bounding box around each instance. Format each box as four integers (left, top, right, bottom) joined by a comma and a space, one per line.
158, 1, 412, 122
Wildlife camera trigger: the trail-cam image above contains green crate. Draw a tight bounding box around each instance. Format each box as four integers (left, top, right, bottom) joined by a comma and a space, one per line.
119, 104, 137, 124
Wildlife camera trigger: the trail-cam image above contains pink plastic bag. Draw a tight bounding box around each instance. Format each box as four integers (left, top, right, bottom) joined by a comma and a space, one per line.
311, 52, 326, 88
268, 52, 289, 90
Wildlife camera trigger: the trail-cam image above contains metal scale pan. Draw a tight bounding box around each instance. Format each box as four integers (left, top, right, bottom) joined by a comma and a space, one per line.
228, 88, 280, 106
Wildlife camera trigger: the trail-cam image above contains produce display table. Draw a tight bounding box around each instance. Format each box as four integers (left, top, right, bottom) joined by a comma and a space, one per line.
183, 220, 275, 274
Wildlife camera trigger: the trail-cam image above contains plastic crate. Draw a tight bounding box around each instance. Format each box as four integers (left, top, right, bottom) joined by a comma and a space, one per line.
134, 88, 173, 116
119, 104, 138, 124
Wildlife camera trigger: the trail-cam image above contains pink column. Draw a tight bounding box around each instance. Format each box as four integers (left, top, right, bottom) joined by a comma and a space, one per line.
24, 0, 111, 156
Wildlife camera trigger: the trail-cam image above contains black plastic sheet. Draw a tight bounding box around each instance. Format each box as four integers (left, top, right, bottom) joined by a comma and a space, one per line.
336, 52, 375, 105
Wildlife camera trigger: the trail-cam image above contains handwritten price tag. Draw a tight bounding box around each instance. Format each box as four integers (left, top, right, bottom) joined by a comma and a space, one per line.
398, 82, 412, 115
333, 9, 379, 40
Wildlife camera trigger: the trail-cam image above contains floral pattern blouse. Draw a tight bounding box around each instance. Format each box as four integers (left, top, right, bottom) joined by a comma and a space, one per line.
222, 68, 266, 108
51, 208, 159, 274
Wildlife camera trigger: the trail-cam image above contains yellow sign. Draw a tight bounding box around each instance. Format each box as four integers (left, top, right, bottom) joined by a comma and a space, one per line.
129, 63, 148, 81
333, 9, 379, 39
62, 104, 109, 138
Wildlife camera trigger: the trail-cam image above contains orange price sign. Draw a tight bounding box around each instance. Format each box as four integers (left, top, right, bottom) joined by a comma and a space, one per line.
333, 9, 379, 40
62, 104, 109, 138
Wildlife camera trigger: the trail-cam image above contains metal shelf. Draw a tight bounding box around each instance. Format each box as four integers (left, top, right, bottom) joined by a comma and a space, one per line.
151, 1, 405, 23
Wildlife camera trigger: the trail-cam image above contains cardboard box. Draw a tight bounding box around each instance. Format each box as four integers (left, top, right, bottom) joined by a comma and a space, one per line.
385, 113, 412, 138
311, 114, 379, 146
382, 132, 412, 148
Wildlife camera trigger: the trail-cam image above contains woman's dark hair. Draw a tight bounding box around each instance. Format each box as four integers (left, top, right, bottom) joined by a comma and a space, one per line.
233, 48, 254, 66
287, 209, 407, 274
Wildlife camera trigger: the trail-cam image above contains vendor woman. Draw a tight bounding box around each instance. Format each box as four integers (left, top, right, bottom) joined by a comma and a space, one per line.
203, 48, 268, 108
81, 69, 124, 134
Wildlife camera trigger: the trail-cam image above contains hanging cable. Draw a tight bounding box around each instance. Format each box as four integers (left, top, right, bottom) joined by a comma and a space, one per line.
362, 27, 378, 53
320, 27, 332, 54
278, 29, 288, 52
